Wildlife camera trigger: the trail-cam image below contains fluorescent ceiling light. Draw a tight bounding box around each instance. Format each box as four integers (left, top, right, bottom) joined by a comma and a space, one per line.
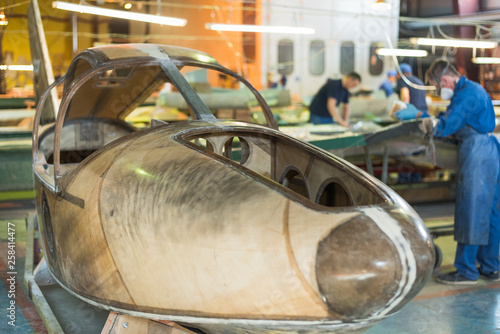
206, 23, 315, 34
411, 37, 496, 49
0, 11, 7, 25
472, 57, 500, 64
376, 48, 428, 57
52, 1, 187, 27
0, 65, 34, 71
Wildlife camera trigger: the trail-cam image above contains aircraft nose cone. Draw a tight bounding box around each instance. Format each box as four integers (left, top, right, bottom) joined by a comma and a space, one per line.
315, 211, 420, 320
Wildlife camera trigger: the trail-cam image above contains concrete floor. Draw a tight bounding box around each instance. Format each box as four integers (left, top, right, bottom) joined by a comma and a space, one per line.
1, 201, 500, 333
367, 234, 500, 334
367, 202, 500, 334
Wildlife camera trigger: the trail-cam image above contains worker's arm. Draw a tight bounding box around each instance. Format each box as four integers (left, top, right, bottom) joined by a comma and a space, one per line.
400, 87, 410, 104
434, 96, 468, 138
342, 103, 350, 127
393, 104, 423, 120
327, 97, 349, 128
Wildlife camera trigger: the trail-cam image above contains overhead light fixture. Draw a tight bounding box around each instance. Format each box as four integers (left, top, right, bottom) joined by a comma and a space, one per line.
52, 1, 187, 27
124, 3, 132, 10
376, 48, 428, 57
0, 65, 34, 71
372, 0, 392, 11
0, 12, 8, 26
206, 23, 315, 35
411, 37, 497, 49
472, 57, 500, 64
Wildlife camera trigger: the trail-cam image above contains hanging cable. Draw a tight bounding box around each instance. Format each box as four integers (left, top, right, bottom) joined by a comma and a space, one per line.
381, 26, 436, 90
436, 24, 454, 39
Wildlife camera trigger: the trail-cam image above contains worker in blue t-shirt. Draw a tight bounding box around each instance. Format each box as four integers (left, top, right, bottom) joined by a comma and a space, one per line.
394, 63, 429, 120
379, 70, 397, 97
309, 72, 361, 127
391, 63, 430, 183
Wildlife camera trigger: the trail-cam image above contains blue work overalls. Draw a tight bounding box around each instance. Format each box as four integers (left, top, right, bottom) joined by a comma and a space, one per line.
435, 76, 500, 279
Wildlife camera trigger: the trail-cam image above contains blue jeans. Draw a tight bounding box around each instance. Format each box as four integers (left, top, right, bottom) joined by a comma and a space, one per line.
309, 114, 334, 125
397, 172, 422, 184
454, 183, 500, 280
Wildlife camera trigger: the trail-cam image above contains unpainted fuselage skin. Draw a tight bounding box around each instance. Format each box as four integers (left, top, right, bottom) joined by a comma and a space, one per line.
32, 44, 434, 334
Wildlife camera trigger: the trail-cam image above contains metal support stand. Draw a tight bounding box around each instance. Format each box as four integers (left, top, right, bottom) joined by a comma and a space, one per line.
364, 146, 374, 176
365, 145, 389, 184
381, 145, 389, 184
102, 312, 197, 334
24, 214, 65, 333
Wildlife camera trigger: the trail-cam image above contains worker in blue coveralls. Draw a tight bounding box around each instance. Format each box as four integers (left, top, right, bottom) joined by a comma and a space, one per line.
379, 70, 397, 97
424, 59, 500, 285
309, 72, 361, 127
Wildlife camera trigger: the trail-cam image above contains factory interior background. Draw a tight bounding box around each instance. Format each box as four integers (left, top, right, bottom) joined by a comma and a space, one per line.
2, 0, 500, 333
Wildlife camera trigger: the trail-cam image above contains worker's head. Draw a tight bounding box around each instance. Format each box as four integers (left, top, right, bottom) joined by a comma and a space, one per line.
425, 59, 460, 98
342, 72, 361, 91
387, 70, 397, 83
400, 63, 412, 75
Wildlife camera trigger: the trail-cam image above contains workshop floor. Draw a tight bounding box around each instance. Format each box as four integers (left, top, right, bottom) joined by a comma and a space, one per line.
1, 200, 499, 334
367, 234, 500, 334
368, 202, 500, 334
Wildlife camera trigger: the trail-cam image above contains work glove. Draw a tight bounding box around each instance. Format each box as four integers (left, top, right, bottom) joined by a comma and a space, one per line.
419, 116, 438, 135
393, 104, 419, 121
419, 116, 439, 165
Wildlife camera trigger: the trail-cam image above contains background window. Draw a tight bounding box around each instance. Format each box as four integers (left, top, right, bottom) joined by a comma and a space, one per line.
369, 42, 384, 75
309, 40, 325, 75
278, 39, 294, 75
340, 42, 355, 75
